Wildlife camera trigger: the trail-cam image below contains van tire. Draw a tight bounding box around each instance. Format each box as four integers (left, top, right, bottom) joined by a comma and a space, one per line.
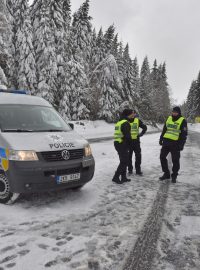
0, 173, 20, 204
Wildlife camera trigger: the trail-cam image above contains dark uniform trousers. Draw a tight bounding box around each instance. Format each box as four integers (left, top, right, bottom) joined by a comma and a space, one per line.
114, 142, 129, 176
128, 140, 141, 173
160, 144, 180, 176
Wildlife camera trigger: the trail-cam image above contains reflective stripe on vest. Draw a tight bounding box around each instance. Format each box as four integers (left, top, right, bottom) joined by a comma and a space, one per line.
114, 119, 128, 143
163, 116, 184, 141
130, 118, 139, 140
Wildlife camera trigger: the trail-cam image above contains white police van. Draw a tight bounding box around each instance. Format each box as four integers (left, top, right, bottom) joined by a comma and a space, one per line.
0, 89, 95, 204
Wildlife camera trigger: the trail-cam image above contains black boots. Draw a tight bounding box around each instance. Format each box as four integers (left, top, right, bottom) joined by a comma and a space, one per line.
159, 172, 177, 183
112, 172, 124, 184
159, 172, 170, 181
121, 175, 131, 182
171, 174, 177, 183
136, 170, 143, 176
112, 172, 131, 184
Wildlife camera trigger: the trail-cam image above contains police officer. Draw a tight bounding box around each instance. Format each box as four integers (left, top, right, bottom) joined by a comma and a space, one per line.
159, 106, 188, 183
128, 110, 147, 176
112, 109, 134, 184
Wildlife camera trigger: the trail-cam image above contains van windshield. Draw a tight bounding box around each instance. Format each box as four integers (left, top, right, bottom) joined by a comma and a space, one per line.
0, 105, 71, 132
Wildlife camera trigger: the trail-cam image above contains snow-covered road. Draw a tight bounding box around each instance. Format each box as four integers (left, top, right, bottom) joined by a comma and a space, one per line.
0, 131, 200, 270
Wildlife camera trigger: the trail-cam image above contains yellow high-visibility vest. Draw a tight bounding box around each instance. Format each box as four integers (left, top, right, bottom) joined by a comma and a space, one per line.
130, 118, 139, 140
114, 119, 128, 143
163, 116, 184, 141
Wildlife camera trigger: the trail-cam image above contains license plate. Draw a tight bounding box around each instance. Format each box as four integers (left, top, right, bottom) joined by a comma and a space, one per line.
56, 173, 80, 184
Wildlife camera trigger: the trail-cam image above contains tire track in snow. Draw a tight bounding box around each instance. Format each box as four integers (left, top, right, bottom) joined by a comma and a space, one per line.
122, 181, 169, 270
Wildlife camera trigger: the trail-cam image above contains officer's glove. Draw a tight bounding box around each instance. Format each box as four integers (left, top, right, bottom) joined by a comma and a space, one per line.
159, 139, 163, 146
179, 144, 184, 151
138, 132, 143, 137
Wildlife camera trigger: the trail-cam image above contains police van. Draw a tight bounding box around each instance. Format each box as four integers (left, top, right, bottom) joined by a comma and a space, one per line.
0, 90, 95, 204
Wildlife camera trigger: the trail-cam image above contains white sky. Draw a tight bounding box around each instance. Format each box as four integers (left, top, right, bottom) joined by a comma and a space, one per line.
29, 0, 200, 104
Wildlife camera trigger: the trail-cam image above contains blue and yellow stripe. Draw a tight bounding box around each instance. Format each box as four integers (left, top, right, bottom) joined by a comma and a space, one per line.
0, 148, 9, 171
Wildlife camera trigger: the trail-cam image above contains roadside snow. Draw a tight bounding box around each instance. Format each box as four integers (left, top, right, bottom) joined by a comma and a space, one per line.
70, 120, 160, 140
188, 123, 200, 133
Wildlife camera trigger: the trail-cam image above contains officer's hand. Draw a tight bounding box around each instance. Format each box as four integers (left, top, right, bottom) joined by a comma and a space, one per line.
179, 145, 184, 151
138, 133, 143, 137
159, 140, 163, 146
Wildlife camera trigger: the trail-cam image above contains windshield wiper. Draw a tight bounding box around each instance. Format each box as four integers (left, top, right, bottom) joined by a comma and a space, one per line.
33, 129, 66, 132
2, 129, 34, 132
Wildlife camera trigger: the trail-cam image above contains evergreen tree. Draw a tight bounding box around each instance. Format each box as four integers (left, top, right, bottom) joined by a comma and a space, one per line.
116, 41, 124, 82
139, 56, 154, 122
61, 58, 90, 120
120, 43, 138, 108
13, 0, 37, 94
71, 0, 92, 74
0, 65, 7, 88
111, 34, 119, 58
0, 0, 9, 82
191, 71, 200, 119
150, 61, 170, 122
186, 80, 197, 121
32, 0, 58, 104
104, 24, 115, 55
97, 55, 122, 122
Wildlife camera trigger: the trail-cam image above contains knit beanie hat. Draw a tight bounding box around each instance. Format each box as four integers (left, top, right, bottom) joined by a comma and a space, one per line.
122, 109, 133, 117
172, 106, 181, 115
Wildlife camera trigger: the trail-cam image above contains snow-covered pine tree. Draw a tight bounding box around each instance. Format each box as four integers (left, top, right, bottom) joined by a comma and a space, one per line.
139, 56, 155, 123
63, 0, 71, 61
120, 43, 138, 108
97, 54, 122, 122
48, 0, 68, 110
63, 0, 71, 31
158, 62, 170, 121
116, 41, 124, 83
88, 28, 105, 119
186, 80, 197, 121
11, 0, 37, 94
193, 71, 200, 118
129, 57, 140, 111
111, 33, 119, 59
104, 24, 115, 56
31, 0, 57, 104
70, 0, 92, 74
0, 65, 7, 89
61, 58, 90, 120
0, 0, 9, 85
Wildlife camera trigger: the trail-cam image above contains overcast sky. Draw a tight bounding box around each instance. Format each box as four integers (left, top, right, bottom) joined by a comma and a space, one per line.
30, 0, 200, 104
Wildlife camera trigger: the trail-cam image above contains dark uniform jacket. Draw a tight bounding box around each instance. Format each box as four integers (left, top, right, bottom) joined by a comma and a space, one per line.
160, 115, 188, 149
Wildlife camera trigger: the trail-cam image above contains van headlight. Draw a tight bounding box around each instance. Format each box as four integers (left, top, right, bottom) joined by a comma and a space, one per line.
84, 145, 92, 157
9, 150, 38, 161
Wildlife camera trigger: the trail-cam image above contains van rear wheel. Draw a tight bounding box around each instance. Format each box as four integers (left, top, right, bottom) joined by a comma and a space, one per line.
0, 174, 20, 204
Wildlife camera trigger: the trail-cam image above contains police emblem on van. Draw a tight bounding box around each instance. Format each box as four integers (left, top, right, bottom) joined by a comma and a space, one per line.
61, 150, 70, 160
48, 134, 63, 142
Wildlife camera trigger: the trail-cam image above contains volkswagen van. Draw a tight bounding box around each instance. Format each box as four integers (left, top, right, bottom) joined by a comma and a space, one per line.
0, 90, 95, 203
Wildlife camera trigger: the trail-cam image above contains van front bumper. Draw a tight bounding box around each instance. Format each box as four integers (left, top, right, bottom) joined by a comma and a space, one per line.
6, 156, 95, 193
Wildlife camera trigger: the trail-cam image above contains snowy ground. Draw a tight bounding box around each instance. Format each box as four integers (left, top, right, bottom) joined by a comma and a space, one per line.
0, 125, 200, 270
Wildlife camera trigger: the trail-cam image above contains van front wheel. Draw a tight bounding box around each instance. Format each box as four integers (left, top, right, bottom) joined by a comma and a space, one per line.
0, 174, 20, 204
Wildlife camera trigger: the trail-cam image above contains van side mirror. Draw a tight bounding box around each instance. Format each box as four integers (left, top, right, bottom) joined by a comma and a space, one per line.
68, 123, 74, 130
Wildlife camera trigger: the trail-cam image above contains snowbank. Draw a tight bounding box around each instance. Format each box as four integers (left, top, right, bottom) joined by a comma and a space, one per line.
188, 123, 200, 133
70, 120, 160, 140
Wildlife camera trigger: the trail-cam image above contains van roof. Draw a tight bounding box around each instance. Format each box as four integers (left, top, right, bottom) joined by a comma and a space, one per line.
0, 93, 52, 107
